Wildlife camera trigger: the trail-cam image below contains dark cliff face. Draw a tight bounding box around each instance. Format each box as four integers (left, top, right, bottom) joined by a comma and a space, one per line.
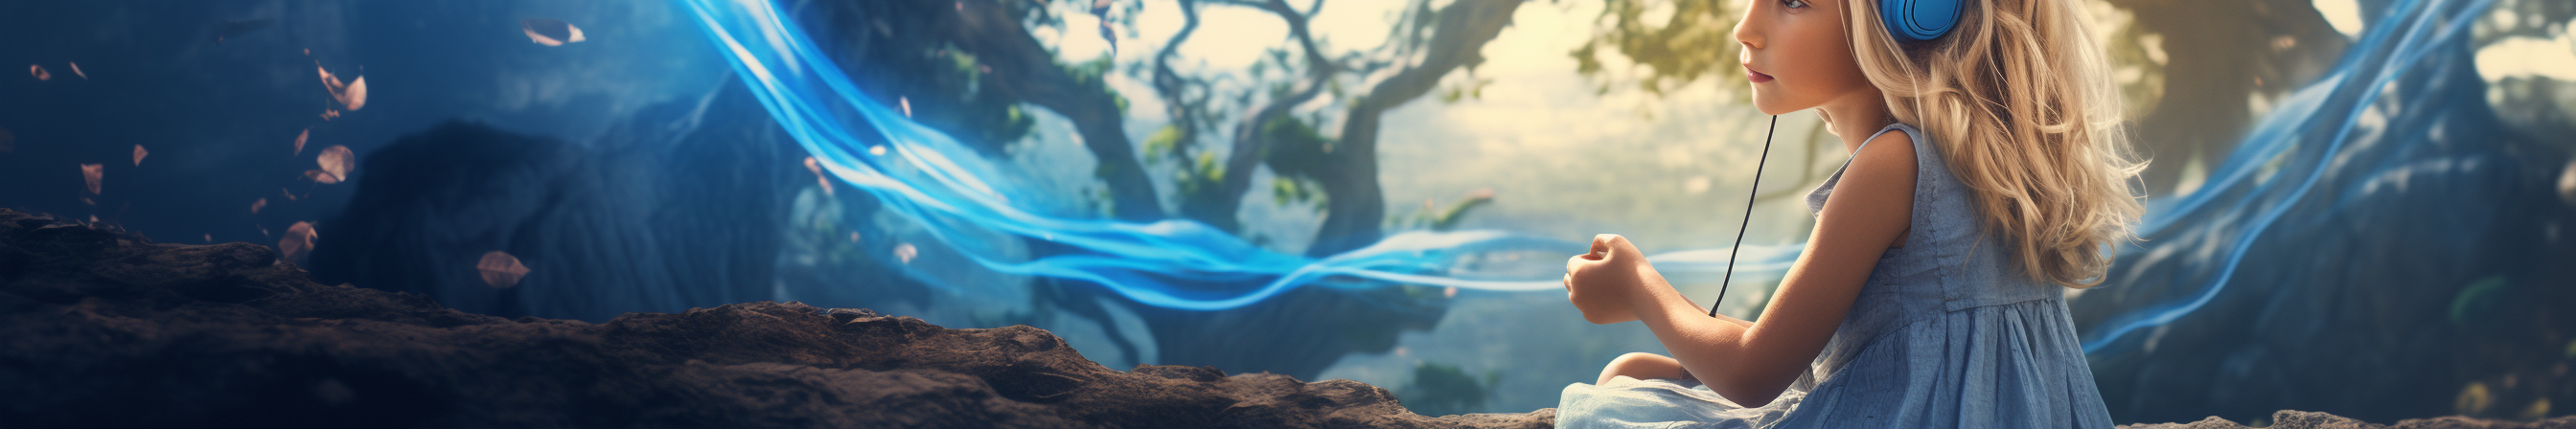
305, 83, 807, 322
0, 208, 1551, 428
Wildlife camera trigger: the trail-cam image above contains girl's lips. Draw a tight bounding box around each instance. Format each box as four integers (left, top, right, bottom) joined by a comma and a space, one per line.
1745, 65, 1775, 83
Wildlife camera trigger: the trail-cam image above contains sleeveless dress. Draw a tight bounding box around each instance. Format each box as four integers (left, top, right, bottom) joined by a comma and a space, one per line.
1554, 123, 2117, 428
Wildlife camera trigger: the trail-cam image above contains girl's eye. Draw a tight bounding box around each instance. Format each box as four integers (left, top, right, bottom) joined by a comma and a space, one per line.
1782, 0, 1810, 9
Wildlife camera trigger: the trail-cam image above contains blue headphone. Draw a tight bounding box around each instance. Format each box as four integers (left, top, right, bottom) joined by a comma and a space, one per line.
1881, 0, 1964, 40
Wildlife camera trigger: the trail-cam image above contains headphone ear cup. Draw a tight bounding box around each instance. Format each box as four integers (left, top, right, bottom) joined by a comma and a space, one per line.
1880, 0, 1962, 41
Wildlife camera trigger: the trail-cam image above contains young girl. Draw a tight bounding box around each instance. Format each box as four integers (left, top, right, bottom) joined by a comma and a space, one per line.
1555, 0, 2140, 426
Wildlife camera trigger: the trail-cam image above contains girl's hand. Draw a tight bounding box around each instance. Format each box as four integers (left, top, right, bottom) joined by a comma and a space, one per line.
1565, 234, 1653, 325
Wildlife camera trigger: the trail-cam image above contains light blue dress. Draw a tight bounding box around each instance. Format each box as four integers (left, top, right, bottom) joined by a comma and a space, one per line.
1556, 123, 2118, 428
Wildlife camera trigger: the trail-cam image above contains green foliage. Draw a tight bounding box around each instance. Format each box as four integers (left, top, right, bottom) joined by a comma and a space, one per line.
1395, 361, 1503, 417
1258, 115, 1335, 179
1273, 176, 1318, 207
1058, 55, 1130, 114
1438, 75, 1495, 103
1570, 0, 1750, 99
1400, 190, 1496, 231
1141, 124, 1186, 166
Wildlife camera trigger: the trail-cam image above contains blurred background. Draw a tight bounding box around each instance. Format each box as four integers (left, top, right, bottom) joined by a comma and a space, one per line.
3, 0, 2571, 425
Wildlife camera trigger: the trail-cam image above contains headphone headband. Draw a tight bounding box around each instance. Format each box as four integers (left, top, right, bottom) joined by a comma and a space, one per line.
1881, 0, 1963, 41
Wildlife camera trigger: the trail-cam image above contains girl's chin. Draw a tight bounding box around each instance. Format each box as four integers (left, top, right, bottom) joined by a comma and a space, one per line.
1749, 98, 1796, 116
1747, 89, 1796, 115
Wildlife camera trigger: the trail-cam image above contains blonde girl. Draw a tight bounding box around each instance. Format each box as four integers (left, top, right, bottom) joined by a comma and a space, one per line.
1554, 0, 2142, 426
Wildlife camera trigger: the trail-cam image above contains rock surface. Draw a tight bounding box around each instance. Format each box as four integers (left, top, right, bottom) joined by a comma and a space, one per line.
0, 208, 1547, 428
2116, 410, 2576, 429
3, 207, 2567, 428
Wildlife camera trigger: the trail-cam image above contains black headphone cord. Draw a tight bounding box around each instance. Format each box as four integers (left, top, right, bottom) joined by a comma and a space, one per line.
1713, 115, 1780, 318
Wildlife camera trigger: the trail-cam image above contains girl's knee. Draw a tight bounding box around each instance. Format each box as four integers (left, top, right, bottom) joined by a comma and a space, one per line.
1598, 352, 1677, 384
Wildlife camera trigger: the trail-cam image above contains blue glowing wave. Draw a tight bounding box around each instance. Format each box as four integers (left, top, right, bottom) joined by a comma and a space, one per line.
678, 0, 1802, 311
2076, 0, 2496, 352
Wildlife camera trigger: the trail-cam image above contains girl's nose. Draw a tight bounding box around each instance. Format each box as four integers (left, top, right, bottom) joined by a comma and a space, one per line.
1733, 2, 1766, 51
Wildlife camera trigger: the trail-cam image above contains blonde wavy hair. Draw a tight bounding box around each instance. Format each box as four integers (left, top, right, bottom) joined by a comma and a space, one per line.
1837, 0, 2148, 288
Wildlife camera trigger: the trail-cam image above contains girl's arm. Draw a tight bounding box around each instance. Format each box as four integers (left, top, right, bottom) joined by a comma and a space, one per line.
1580, 130, 1917, 408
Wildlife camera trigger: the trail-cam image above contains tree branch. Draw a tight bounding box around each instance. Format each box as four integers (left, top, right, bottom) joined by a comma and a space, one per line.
940, 0, 1167, 220
1307, 0, 1524, 257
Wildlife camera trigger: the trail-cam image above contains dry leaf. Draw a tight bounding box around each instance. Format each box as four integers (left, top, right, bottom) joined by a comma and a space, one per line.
251, 197, 266, 214
476, 251, 531, 288
80, 163, 102, 194
316, 145, 353, 182
316, 65, 365, 111
131, 145, 148, 166
893, 242, 918, 264
899, 97, 911, 118
520, 18, 586, 46
29, 64, 48, 80
68, 61, 85, 79
868, 146, 886, 156
293, 128, 309, 155
339, 76, 366, 110
304, 169, 340, 185
280, 221, 316, 263
803, 156, 833, 195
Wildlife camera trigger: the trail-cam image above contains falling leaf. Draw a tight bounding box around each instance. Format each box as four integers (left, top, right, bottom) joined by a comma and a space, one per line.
320, 109, 338, 121
893, 242, 918, 264
899, 97, 911, 118
280, 221, 316, 263
850, 232, 861, 242
131, 145, 148, 166
304, 169, 340, 185
251, 197, 266, 214
80, 163, 102, 194
869, 146, 886, 156
29, 64, 48, 80
1444, 285, 1458, 298
292, 128, 309, 155
68, 61, 84, 79
339, 76, 366, 111
317, 66, 344, 94
476, 251, 531, 288
316, 65, 365, 111
316, 145, 353, 183
520, 18, 586, 46
203, 234, 213, 242
803, 156, 833, 195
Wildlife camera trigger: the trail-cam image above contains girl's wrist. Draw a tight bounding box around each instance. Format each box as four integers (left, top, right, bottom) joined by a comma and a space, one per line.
1624, 264, 1687, 319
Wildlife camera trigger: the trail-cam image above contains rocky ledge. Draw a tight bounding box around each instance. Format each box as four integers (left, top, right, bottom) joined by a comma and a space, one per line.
0, 209, 1548, 428
2118, 411, 2574, 428
0, 207, 2567, 428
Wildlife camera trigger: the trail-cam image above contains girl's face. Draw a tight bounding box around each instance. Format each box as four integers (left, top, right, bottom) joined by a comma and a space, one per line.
1736, 0, 1875, 116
